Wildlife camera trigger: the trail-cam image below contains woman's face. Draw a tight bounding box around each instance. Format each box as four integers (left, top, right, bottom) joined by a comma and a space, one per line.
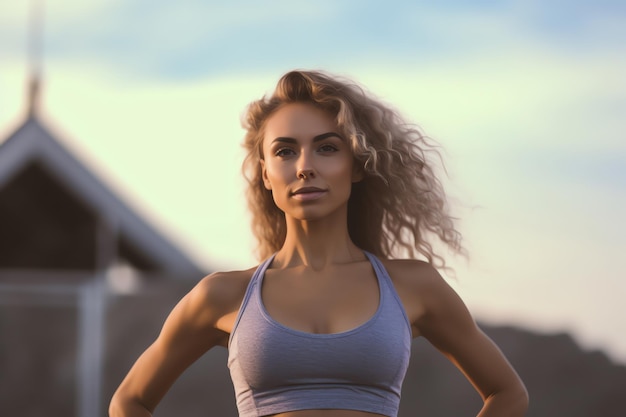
260, 102, 361, 221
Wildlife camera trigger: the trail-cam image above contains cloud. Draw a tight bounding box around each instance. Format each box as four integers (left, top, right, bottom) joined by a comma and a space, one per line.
3, 1, 625, 81
1, 0, 343, 79
358, 48, 626, 154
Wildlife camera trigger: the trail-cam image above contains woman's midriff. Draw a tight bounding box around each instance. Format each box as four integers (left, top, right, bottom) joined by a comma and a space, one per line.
269, 411, 387, 417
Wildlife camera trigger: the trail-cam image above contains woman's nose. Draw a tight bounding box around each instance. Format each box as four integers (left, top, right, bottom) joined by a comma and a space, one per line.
297, 167, 315, 179
296, 151, 316, 179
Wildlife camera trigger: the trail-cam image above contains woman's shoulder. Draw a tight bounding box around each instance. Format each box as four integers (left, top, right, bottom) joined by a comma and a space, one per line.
380, 258, 455, 303
193, 266, 258, 308
380, 258, 443, 290
175, 265, 260, 327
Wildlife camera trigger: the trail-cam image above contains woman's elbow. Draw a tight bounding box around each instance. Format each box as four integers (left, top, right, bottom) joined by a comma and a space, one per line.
505, 382, 530, 416
108, 391, 152, 417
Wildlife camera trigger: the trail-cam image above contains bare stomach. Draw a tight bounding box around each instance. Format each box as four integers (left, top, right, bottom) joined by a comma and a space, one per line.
269, 411, 387, 417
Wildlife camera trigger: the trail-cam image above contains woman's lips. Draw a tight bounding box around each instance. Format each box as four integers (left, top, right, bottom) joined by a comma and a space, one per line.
291, 187, 327, 201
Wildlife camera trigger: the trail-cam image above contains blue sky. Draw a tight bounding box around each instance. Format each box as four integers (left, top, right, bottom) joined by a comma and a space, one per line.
1, 1, 625, 362
4, 0, 625, 78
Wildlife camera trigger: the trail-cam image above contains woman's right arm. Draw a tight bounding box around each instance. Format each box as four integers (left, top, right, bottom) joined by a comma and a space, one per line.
109, 271, 243, 416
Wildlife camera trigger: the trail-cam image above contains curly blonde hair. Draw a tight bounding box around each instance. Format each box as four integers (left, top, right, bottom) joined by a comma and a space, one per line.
242, 70, 465, 270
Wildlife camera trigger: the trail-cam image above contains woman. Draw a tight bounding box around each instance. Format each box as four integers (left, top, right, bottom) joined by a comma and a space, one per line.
109, 70, 529, 417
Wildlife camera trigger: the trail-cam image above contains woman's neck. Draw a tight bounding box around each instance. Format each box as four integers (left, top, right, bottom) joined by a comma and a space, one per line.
275, 213, 364, 270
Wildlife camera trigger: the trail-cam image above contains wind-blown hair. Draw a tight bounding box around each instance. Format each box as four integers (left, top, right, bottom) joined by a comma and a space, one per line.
242, 70, 465, 270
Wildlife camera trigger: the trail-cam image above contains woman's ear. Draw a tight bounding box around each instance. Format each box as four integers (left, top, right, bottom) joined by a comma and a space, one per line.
260, 159, 272, 190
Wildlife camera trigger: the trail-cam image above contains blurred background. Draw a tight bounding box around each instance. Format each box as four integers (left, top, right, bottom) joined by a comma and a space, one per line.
0, 0, 624, 416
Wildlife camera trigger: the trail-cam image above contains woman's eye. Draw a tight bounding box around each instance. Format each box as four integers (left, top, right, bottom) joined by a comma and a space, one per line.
275, 148, 295, 157
318, 144, 338, 153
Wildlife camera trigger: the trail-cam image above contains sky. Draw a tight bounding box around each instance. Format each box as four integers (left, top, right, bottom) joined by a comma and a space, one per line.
1, 1, 625, 363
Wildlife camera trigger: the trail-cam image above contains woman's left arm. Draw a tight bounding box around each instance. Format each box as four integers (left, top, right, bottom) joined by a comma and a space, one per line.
402, 262, 529, 416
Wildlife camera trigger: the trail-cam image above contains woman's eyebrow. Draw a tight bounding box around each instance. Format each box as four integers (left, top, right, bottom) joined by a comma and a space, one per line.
271, 132, 344, 144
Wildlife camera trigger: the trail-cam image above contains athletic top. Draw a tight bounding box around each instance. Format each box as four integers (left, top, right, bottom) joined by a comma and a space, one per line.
227, 251, 412, 417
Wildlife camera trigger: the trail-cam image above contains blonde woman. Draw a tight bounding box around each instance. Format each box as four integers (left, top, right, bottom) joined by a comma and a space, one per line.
110, 70, 528, 417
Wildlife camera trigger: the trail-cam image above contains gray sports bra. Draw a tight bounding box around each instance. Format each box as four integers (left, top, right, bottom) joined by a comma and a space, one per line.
228, 251, 412, 417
